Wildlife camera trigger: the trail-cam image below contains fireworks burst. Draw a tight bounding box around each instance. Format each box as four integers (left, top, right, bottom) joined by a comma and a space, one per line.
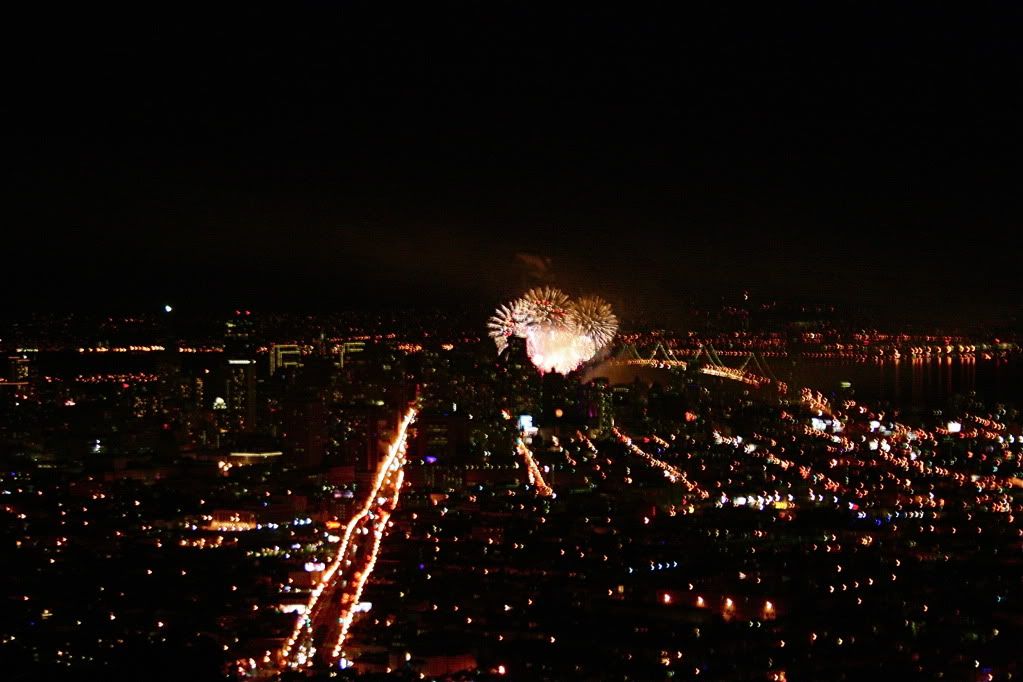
487, 300, 534, 354
519, 287, 570, 325
567, 296, 618, 350
488, 289, 619, 374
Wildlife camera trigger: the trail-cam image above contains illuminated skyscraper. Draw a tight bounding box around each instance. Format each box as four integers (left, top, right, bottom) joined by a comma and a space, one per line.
7, 355, 30, 382
224, 310, 256, 355
338, 341, 365, 368
270, 343, 302, 376
226, 359, 257, 431
589, 378, 614, 434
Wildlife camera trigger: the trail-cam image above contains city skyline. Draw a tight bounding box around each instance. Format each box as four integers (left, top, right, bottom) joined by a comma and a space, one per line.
2, 5, 1022, 681
2, 308, 1020, 680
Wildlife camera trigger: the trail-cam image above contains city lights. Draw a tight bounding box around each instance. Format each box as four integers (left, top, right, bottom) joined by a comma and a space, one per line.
3, 310, 1020, 681
6, 8, 1023, 681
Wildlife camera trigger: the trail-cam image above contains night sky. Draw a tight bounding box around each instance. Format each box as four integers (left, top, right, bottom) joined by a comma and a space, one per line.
3, 3, 1021, 322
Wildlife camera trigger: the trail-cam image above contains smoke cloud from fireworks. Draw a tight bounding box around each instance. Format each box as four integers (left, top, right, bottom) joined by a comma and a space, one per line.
488, 287, 618, 374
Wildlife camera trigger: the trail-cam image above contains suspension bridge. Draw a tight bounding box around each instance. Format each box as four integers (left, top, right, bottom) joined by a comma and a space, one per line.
606, 342, 787, 392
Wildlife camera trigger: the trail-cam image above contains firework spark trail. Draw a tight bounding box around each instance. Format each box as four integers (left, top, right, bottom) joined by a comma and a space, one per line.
568, 296, 618, 350
487, 300, 534, 355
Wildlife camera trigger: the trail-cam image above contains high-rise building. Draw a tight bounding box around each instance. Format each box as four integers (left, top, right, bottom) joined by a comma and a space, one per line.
283, 392, 328, 469
335, 405, 394, 474
2, 355, 33, 403
270, 343, 302, 376
226, 359, 257, 431
589, 378, 614, 434
7, 355, 30, 382
338, 341, 365, 368
412, 409, 469, 463
224, 311, 256, 356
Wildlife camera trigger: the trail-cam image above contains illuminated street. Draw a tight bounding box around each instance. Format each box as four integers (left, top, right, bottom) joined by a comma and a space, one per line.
276, 409, 416, 672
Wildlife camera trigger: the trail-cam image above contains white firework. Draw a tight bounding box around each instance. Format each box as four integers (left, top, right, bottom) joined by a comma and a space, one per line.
488, 288, 619, 374
525, 326, 597, 375
519, 287, 570, 325
568, 296, 619, 350
487, 300, 533, 353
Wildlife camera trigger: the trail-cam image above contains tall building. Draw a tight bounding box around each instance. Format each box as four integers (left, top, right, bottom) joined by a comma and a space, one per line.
226, 359, 257, 432
224, 310, 256, 356
412, 409, 470, 463
282, 392, 328, 469
2, 355, 33, 403
335, 405, 395, 474
338, 341, 365, 368
270, 343, 302, 376
7, 355, 30, 382
588, 378, 614, 434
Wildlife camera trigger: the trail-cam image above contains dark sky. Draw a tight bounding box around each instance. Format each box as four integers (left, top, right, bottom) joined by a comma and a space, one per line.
3, 3, 1021, 322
